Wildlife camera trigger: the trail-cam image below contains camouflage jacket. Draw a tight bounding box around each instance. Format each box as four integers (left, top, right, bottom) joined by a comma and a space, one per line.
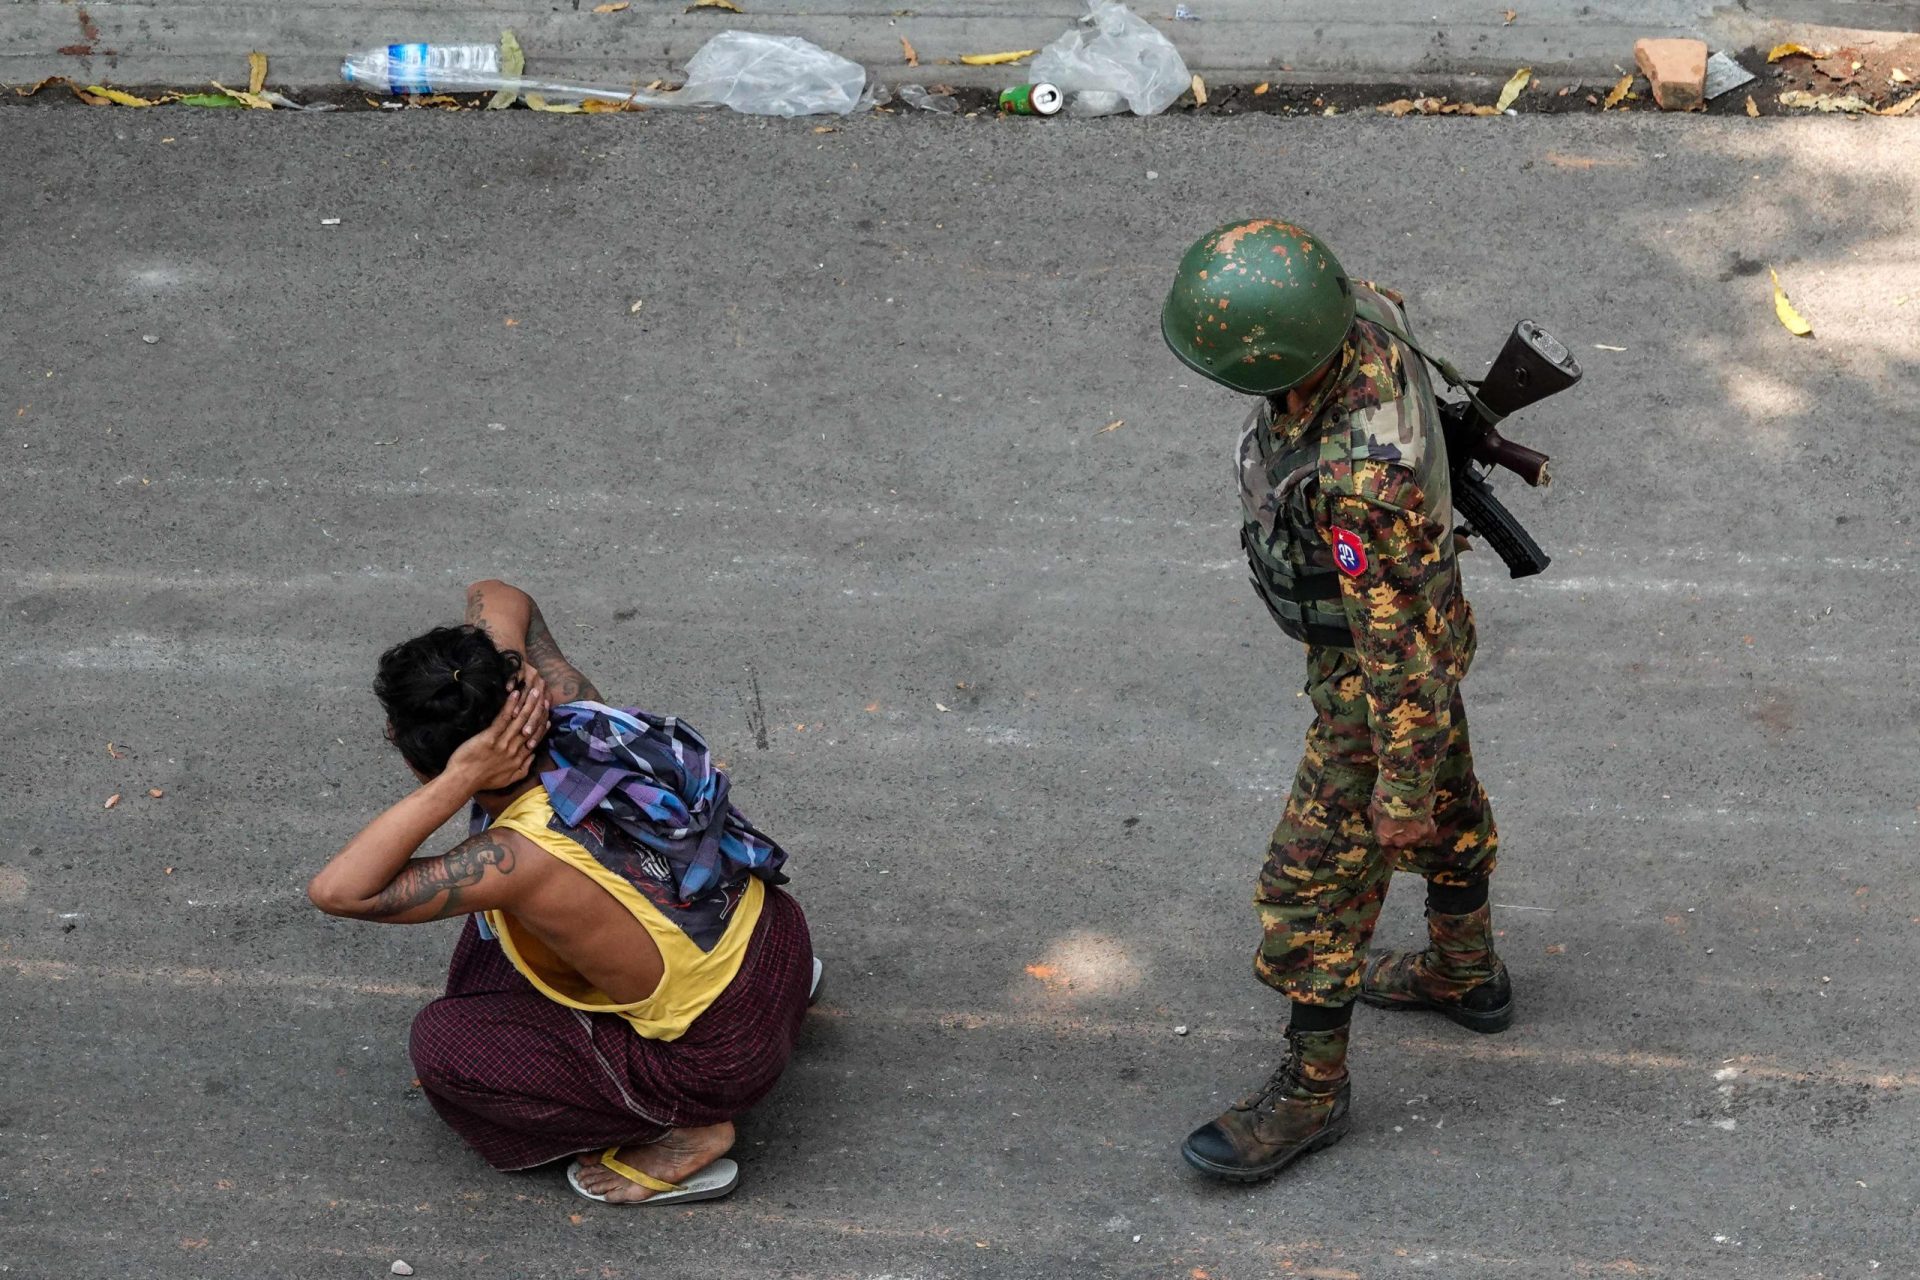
1237, 283, 1475, 822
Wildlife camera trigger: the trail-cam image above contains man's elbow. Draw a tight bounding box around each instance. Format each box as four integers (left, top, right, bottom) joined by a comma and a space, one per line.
306, 874, 365, 919
466, 578, 529, 603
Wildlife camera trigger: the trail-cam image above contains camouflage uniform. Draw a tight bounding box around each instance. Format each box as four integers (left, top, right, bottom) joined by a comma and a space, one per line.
1238, 283, 1498, 1007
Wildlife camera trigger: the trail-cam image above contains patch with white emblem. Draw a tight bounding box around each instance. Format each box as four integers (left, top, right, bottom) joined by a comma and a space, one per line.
1331, 527, 1367, 578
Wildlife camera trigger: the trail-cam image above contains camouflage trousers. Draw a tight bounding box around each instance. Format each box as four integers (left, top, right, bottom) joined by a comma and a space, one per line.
1253, 643, 1498, 1005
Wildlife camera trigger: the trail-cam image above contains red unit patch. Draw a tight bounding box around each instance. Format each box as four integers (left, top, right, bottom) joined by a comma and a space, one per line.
1330, 527, 1368, 578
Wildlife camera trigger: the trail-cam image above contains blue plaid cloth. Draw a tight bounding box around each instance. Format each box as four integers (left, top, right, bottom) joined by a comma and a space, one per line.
539, 701, 789, 901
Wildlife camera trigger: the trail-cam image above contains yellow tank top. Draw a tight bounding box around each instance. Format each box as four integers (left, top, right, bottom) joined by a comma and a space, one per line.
481, 787, 765, 1041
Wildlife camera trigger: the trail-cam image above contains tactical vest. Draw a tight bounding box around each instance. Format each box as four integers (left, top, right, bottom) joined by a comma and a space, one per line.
1238, 291, 1452, 648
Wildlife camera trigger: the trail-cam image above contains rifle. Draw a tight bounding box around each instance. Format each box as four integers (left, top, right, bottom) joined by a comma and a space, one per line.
1435, 320, 1581, 579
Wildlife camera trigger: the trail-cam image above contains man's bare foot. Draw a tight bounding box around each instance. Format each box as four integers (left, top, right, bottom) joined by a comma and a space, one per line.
572, 1121, 735, 1203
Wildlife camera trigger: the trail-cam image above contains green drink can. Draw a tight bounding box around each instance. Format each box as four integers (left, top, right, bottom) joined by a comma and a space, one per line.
999, 82, 1064, 116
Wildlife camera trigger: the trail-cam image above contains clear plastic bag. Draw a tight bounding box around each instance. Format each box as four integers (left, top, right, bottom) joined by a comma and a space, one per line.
676, 32, 868, 117
897, 83, 960, 114
1031, 1, 1191, 117
342, 33, 871, 116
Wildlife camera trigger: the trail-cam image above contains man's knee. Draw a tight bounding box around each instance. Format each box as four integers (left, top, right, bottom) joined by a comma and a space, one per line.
408, 999, 470, 1088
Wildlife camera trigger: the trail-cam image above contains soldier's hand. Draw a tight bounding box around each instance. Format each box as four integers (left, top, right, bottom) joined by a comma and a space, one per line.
1370, 802, 1437, 850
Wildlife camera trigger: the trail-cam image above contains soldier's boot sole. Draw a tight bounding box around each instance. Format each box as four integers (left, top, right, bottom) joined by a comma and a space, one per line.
1179, 1105, 1351, 1184
1358, 986, 1514, 1034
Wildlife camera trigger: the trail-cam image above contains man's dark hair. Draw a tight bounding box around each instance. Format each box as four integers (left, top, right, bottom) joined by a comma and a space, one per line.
374, 625, 523, 777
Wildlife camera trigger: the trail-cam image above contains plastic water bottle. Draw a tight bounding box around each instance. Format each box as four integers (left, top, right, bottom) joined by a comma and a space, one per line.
341, 44, 503, 95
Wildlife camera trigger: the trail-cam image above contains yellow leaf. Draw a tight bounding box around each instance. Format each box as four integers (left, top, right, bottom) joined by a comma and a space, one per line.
88, 86, 156, 107
489, 29, 524, 110
1493, 66, 1532, 112
1602, 74, 1633, 109
1879, 92, 1920, 117
901, 35, 918, 66
685, 0, 742, 10
525, 93, 584, 113
1779, 89, 1873, 113
1253, 81, 1269, 95
1190, 73, 1207, 106
959, 49, 1037, 66
248, 51, 267, 96
581, 96, 641, 112
1766, 42, 1827, 63
1769, 269, 1812, 337
211, 80, 274, 109
593, 1, 630, 10
1745, 93, 1759, 116
70, 83, 112, 105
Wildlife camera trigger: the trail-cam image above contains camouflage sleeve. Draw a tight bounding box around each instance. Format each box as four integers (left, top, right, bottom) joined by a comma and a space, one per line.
1323, 465, 1459, 823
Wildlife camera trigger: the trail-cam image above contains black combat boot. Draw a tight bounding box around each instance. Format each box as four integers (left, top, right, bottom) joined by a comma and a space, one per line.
1181, 1023, 1351, 1182
1359, 895, 1513, 1034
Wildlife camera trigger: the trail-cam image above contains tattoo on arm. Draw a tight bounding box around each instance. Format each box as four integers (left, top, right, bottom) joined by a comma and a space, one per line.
525, 605, 601, 703
367, 833, 517, 920
464, 584, 486, 627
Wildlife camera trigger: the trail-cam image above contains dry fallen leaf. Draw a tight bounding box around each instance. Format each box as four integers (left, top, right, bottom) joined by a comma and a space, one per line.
1253, 81, 1270, 95
593, 1, 631, 10
935, 702, 951, 712
1503, 7, 1518, 21
1602, 74, 1634, 109
13, 76, 63, 97
901, 35, 919, 67
211, 80, 274, 109
489, 29, 524, 110
1892, 68, 1913, 84
959, 49, 1038, 66
88, 86, 158, 107
525, 94, 585, 113
812, 124, 836, 133
1097, 419, 1125, 433
1745, 93, 1760, 116
1378, 98, 1418, 117
629, 299, 644, 314
104, 794, 121, 810
1190, 73, 1207, 106
248, 51, 268, 96
1778, 89, 1874, 113
686, 0, 742, 10
148, 788, 165, 798
1545, 943, 1567, 955
1880, 92, 1920, 117
69, 83, 112, 105
1494, 66, 1532, 112
1766, 42, 1827, 63
1769, 268, 1813, 337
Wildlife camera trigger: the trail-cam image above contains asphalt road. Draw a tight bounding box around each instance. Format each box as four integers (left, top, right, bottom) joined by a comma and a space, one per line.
2, 109, 1917, 1280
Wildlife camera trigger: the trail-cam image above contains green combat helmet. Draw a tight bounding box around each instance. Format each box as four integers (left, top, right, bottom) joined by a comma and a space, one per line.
1161, 220, 1355, 395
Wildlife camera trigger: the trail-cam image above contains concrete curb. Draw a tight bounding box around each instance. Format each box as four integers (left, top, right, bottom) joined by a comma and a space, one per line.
6, 3, 1917, 96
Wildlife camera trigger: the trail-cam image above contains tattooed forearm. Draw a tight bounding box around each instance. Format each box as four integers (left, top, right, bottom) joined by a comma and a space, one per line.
366, 833, 517, 920
464, 583, 486, 626
525, 605, 601, 703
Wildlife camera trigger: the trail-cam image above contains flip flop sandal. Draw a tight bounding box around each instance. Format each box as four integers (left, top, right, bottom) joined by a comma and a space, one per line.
808, 956, 824, 1006
565, 1149, 740, 1206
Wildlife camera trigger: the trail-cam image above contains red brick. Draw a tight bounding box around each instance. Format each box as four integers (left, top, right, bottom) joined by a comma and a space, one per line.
1634, 37, 1709, 111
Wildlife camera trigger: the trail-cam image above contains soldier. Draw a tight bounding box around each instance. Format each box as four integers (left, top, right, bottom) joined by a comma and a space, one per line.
1161, 220, 1514, 1182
